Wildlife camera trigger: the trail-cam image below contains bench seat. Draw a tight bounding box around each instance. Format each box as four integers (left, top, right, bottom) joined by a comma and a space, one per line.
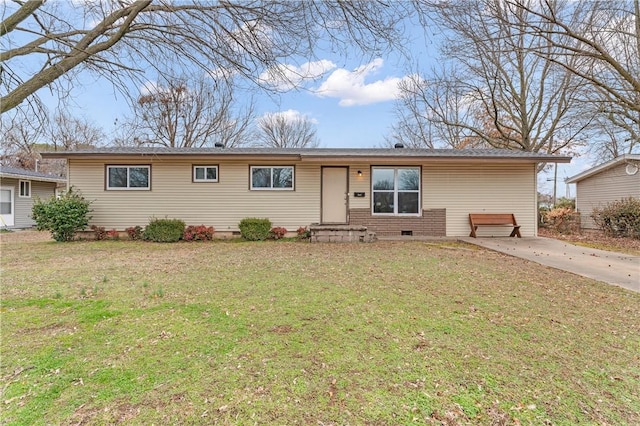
469, 213, 521, 238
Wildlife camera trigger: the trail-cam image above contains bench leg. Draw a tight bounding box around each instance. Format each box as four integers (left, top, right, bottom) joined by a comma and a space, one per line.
469, 226, 477, 238
510, 227, 522, 238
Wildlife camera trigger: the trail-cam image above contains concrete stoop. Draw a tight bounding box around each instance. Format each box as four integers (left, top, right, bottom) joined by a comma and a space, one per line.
309, 224, 377, 243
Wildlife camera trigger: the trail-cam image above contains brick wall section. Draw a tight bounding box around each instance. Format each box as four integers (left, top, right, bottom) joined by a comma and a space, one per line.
348, 208, 446, 237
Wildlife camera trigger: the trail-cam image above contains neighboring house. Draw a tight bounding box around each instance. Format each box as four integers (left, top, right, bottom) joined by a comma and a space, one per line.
566, 154, 640, 229
42, 147, 571, 237
0, 166, 66, 229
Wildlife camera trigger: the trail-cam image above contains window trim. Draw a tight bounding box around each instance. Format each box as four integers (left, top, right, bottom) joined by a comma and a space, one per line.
192, 165, 219, 183
249, 165, 295, 191
105, 165, 151, 191
18, 180, 31, 198
371, 166, 421, 216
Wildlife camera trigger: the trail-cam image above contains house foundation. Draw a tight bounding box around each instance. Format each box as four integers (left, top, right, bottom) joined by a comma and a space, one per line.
348, 208, 446, 237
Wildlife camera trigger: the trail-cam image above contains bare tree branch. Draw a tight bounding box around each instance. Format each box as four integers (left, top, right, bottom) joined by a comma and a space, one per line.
122, 75, 255, 148
1, 0, 414, 116
257, 111, 320, 148
393, 0, 592, 159
502, 0, 640, 153
0, 0, 43, 37
2, 0, 151, 112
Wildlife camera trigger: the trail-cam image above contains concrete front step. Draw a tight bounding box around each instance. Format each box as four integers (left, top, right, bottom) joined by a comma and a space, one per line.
309, 224, 377, 243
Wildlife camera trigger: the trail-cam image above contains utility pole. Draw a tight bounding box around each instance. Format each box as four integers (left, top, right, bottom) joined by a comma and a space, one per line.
553, 162, 558, 207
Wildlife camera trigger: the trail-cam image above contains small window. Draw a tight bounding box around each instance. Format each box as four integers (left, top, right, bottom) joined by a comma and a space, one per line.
193, 165, 218, 182
250, 166, 294, 190
19, 180, 31, 198
106, 166, 150, 190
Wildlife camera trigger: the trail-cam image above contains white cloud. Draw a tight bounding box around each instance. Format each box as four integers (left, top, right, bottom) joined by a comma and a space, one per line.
140, 80, 159, 96
313, 58, 411, 106
259, 60, 337, 91
259, 109, 318, 124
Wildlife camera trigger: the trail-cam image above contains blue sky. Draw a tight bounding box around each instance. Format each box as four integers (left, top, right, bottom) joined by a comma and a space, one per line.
36, 55, 409, 148
17, 5, 593, 198
37, 54, 588, 197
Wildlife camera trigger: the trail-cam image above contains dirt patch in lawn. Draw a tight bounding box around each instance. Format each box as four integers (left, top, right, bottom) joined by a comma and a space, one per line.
539, 227, 640, 256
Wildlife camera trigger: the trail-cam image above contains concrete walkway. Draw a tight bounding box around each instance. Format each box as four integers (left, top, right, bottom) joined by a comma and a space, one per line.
460, 237, 640, 293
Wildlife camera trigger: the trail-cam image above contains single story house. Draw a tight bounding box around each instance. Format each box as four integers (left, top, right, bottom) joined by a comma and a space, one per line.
0, 166, 66, 228
42, 147, 571, 237
566, 154, 640, 229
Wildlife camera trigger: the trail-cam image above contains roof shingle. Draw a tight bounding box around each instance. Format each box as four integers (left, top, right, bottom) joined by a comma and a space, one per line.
0, 166, 66, 182
40, 147, 572, 163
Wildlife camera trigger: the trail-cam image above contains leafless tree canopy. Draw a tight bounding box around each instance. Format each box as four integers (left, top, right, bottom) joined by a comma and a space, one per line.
393, 0, 591, 157
1, 111, 45, 170
387, 71, 492, 149
502, 0, 640, 159
50, 111, 105, 151
257, 112, 320, 148
1, 0, 413, 115
122, 75, 254, 148
1, 110, 104, 175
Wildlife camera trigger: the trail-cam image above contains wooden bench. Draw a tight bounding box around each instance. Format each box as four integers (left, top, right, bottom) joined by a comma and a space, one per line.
469, 213, 521, 238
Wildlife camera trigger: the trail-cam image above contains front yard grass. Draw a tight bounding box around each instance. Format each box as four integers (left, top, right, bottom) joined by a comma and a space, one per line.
1, 238, 639, 425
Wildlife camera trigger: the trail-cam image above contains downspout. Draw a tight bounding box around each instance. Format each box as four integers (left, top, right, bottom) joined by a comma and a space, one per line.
534, 162, 539, 237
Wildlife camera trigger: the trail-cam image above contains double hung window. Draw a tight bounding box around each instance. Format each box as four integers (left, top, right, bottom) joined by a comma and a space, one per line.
19, 180, 31, 197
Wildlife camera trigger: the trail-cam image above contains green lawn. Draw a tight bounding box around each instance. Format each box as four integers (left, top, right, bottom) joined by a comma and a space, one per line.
1, 238, 639, 425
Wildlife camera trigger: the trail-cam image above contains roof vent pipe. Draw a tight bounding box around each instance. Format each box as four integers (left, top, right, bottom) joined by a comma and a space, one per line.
214, 142, 225, 148
394, 143, 404, 149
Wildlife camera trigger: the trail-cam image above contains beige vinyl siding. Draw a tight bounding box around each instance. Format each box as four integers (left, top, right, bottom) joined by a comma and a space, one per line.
576, 162, 640, 229
348, 162, 536, 237
423, 162, 537, 237
68, 158, 539, 236
0, 178, 58, 228
69, 159, 320, 231
348, 165, 371, 210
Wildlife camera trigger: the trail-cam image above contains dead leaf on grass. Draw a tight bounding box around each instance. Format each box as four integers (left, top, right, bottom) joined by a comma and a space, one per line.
269, 325, 294, 334
414, 340, 430, 351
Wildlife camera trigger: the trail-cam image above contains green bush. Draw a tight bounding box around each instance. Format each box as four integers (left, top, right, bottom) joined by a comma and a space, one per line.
143, 218, 186, 242
238, 218, 272, 241
31, 188, 91, 242
591, 197, 640, 239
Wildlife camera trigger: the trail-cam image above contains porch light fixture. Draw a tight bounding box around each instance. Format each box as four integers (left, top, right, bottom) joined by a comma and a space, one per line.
357, 170, 363, 177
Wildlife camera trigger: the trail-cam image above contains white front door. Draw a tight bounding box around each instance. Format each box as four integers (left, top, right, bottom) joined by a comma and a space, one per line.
0, 187, 14, 227
322, 167, 348, 223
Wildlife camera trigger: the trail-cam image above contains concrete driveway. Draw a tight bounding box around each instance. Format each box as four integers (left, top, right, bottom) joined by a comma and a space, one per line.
461, 237, 640, 293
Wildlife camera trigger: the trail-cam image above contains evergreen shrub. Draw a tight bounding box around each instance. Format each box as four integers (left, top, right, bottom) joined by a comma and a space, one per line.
238, 218, 272, 241
143, 218, 186, 242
